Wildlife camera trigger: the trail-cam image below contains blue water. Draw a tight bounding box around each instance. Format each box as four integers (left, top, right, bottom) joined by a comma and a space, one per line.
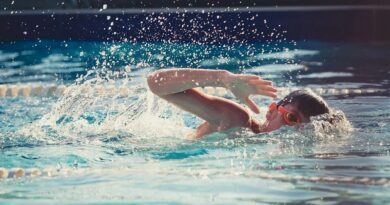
0, 40, 390, 204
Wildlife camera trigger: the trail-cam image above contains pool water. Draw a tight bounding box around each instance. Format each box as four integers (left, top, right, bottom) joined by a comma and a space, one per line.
0, 40, 390, 204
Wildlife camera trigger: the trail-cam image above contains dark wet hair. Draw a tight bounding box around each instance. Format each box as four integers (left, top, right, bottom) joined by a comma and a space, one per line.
278, 89, 330, 118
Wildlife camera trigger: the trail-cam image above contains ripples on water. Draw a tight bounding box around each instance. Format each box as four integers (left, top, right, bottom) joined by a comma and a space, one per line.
0, 40, 389, 204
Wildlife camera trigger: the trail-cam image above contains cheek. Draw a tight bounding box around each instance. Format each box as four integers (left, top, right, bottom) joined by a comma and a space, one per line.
268, 113, 285, 128
272, 115, 285, 126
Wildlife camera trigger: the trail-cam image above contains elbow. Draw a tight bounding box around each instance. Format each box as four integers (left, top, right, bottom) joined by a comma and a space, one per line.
147, 69, 175, 96
147, 72, 159, 95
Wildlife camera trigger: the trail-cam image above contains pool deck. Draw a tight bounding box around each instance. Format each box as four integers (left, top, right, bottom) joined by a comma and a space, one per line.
1, 5, 390, 42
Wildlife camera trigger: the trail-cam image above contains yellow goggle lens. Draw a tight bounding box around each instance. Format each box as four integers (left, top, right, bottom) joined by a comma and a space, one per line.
286, 113, 298, 123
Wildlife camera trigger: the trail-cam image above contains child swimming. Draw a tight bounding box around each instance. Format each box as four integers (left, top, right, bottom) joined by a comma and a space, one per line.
147, 68, 330, 139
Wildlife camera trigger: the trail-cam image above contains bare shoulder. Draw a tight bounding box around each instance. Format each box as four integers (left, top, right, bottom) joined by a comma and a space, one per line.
210, 96, 252, 129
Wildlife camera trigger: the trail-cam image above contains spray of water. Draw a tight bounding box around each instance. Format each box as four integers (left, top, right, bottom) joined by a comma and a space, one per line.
14, 67, 194, 149
0, 12, 352, 152
11, 70, 353, 153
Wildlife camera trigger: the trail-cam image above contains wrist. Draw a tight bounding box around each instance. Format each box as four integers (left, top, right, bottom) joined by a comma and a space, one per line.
220, 70, 234, 88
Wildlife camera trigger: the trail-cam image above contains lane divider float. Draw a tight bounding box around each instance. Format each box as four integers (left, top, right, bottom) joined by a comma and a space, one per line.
1, 166, 389, 186
0, 84, 388, 98
245, 172, 390, 186
0, 167, 73, 179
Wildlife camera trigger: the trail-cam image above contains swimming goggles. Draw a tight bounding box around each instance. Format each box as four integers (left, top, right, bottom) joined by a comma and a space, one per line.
268, 102, 301, 126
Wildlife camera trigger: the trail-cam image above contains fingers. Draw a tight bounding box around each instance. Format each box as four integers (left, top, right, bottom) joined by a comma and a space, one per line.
256, 89, 277, 98
255, 85, 277, 92
249, 78, 273, 85
249, 79, 277, 96
245, 96, 260, 114
237, 74, 274, 85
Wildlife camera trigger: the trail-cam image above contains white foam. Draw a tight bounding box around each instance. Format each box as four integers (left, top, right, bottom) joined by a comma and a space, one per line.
0, 52, 18, 61
16, 70, 193, 147
253, 49, 319, 60
199, 57, 238, 67
297, 72, 353, 79
245, 64, 306, 73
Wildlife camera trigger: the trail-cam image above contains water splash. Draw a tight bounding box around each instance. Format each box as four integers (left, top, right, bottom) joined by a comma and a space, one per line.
308, 109, 353, 138
15, 68, 193, 148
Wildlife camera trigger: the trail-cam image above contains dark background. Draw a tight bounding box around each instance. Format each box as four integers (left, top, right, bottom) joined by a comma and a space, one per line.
1, 0, 390, 10
1, 0, 390, 42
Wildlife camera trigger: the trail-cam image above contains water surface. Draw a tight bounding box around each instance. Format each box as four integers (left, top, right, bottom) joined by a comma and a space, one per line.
0, 40, 389, 204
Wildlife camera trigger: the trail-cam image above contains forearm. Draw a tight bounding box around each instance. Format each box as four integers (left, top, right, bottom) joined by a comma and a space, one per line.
147, 68, 230, 96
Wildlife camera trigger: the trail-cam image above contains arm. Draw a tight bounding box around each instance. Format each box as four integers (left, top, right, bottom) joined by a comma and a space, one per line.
147, 68, 276, 111
147, 68, 277, 137
188, 121, 219, 140
147, 68, 229, 96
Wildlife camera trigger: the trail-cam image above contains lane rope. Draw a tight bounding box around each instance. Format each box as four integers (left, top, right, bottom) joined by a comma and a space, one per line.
1, 167, 389, 186
0, 84, 388, 98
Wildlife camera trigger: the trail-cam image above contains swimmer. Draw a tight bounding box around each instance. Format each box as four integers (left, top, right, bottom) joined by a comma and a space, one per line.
147, 68, 330, 139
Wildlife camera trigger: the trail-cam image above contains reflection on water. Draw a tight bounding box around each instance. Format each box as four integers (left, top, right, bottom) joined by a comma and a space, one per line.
0, 40, 389, 204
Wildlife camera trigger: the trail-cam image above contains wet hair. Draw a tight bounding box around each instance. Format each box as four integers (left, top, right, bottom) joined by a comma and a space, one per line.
277, 89, 330, 118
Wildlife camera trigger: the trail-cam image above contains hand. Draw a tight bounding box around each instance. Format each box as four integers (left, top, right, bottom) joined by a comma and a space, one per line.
223, 72, 277, 114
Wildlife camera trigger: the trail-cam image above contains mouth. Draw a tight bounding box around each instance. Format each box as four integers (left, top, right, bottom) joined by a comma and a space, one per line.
262, 120, 270, 132
266, 111, 271, 121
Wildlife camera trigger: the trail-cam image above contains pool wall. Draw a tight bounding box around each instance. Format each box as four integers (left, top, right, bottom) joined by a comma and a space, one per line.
1, 6, 390, 43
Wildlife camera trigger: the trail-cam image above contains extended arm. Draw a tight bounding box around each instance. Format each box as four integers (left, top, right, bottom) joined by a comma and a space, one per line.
147, 68, 276, 112
147, 68, 229, 96
147, 68, 277, 138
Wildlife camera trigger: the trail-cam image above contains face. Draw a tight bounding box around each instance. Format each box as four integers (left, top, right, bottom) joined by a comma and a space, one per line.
263, 103, 309, 132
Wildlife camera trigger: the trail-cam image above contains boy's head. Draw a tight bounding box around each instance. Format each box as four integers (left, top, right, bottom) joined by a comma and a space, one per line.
264, 89, 330, 132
